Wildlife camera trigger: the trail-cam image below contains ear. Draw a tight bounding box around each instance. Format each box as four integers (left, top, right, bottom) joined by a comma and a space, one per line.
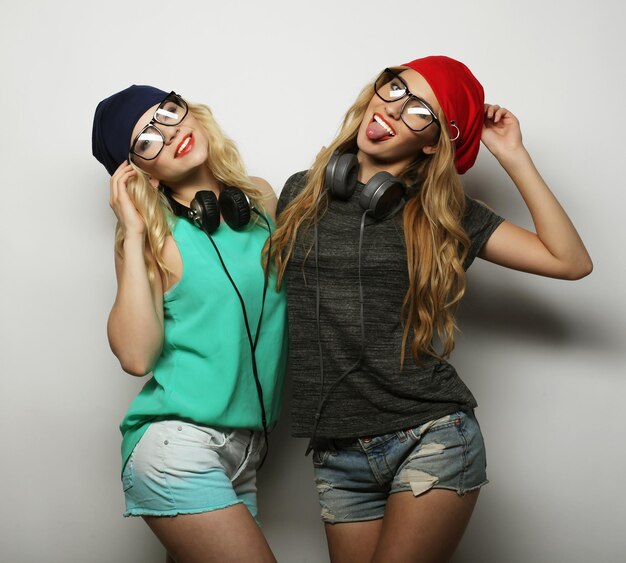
422, 144, 437, 156
148, 176, 160, 190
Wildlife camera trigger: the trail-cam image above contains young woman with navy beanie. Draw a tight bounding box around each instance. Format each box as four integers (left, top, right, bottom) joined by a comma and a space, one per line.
271, 56, 592, 562
92, 86, 287, 562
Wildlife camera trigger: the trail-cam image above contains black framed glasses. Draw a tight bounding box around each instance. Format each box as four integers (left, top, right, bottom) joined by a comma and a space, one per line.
374, 68, 440, 133
129, 92, 189, 161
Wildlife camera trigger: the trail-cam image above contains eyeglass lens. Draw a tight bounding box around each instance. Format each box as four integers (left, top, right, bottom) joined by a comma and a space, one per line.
131, 95, 188, 160
374, 70, 435, 132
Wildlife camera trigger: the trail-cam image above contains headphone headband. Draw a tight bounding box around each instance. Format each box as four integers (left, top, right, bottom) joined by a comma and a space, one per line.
325, 152, 406, 220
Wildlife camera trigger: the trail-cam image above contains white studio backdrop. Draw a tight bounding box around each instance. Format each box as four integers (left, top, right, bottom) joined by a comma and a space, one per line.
1, 1, 624, 562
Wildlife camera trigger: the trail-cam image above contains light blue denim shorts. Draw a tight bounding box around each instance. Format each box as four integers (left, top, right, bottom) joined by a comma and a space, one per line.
122, 420, 264, 518
311, 410, 488, 523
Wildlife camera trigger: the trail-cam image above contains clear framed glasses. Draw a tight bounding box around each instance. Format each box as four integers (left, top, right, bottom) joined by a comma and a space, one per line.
129, 92, 189, 161
374, 68, 440, 133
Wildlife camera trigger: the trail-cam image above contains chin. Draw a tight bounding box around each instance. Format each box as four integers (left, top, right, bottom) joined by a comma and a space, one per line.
179, 148, 208, 170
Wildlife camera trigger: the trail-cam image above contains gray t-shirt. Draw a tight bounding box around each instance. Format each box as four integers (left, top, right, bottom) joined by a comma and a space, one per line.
278, 170, 505, 439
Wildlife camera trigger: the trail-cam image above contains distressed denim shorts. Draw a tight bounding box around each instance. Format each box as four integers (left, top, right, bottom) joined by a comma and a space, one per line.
311, 410, 488, 523
122, 420, 264, 518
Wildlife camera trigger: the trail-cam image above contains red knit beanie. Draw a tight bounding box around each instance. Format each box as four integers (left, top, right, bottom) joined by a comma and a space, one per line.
402, 56, 484, 174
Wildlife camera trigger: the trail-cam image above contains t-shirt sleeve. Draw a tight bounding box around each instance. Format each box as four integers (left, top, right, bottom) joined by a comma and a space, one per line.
276, 170, 309, 217
462, 195, 505, 269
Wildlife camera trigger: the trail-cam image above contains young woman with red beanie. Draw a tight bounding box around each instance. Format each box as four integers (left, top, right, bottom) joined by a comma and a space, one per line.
92, 86, 288, 562
271, 56, 592, 562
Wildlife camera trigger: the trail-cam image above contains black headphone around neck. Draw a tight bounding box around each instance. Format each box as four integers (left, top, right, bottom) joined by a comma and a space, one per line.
324, 150, 407, 220
161, 184, 252, 234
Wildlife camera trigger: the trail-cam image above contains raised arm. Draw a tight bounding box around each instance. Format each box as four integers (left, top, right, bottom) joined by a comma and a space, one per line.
478, 104, 593, 280
107, 162, 164, 376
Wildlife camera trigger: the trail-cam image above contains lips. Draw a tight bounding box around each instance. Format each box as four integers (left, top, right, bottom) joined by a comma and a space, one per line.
175, 133, 194, 158
366, 113, 396, 141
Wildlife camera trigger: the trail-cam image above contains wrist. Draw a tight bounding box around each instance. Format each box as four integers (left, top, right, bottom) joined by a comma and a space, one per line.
122, 231, 146, 246
494, 145, 531, 169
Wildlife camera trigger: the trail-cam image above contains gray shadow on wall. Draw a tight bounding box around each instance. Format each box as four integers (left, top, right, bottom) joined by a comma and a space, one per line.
457, 279, 615, 352
457, 171, 617, 354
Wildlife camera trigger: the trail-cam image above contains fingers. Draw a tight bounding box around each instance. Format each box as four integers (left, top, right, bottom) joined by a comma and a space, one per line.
481, 103, 524, 154
111, 161, 136, 190
109, 161, 136, 208
484, 103, 514, 124
108, 161, 145, 235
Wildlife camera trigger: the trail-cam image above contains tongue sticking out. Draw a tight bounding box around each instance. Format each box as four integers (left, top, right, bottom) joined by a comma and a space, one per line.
366, 120, 392, 140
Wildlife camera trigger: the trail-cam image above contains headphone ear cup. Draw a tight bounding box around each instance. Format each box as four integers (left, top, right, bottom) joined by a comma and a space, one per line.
359, 172, 406, 219
191, 190, 220, 233
220, 187, 251, 229
325, 151, 359, 200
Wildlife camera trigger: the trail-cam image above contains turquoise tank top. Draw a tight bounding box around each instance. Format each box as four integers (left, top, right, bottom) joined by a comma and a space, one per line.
120, 216, 288, 472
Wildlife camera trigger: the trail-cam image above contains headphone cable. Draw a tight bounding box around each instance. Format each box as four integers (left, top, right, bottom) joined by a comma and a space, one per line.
307, 209, 368, 453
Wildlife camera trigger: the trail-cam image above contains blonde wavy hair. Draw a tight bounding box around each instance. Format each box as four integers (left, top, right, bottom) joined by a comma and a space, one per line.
271, 71, 471, 365
114, 101, 267, 287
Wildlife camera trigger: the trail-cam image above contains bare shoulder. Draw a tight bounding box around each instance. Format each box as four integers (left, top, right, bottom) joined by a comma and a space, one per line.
250, 176, 277, 220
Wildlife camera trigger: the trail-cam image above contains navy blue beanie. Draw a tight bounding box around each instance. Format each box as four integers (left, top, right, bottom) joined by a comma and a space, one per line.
92, 85, 168, 176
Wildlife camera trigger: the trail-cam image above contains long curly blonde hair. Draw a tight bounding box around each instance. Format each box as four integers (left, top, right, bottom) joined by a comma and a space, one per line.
114, 102, 266, 286
271, 72, 471, 365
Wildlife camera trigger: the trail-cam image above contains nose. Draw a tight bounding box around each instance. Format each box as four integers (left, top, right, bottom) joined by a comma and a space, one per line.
162, 126, 180, 145
384, 98, 404, 121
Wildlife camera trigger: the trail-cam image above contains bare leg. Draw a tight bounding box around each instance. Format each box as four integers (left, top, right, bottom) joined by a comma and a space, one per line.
144, 503, 276, 563
371, 489, 479, 563
165, 553, 176, 563
324, 519, 383, 563
322, 489, 478, 563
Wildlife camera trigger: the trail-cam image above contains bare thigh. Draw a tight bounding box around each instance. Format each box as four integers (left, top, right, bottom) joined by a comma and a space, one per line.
372, 489, 479, 563
144, 503, 276, 563
324, 489, 478, 563
324, 519, 383, 563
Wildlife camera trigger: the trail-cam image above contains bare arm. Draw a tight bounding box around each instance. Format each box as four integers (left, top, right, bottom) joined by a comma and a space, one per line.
106, 162, 164, 376
478, 105, 593, 280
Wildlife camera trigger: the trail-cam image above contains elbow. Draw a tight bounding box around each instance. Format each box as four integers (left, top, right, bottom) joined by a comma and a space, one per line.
108, 322, 162, 377
563, 256, 593, 280
579, 257, 594, 279
112, 347, 159, 377
120, 359, 153, 377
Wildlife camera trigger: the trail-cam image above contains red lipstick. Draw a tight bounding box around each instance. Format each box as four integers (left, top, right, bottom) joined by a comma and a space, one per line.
175, 133, 194, 158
